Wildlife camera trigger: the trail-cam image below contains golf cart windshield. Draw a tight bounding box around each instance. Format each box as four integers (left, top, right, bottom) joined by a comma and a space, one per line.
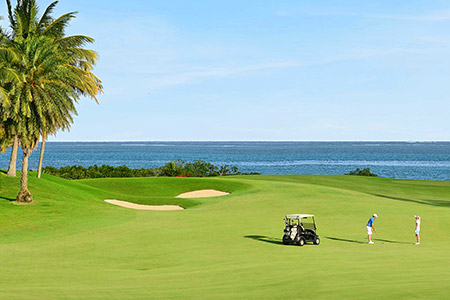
302, 217, 316, 230
285, 215, 316, 230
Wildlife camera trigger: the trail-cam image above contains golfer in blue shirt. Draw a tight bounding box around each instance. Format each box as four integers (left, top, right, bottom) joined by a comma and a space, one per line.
366, 214, 378, 244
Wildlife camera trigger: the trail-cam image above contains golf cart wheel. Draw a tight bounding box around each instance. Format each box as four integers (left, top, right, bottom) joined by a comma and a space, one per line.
282, 236, 289, 245
313, 237, 320, 245
298, 237, 305, 246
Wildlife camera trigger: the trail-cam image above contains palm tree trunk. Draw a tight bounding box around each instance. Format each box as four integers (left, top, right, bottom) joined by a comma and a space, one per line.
37, 135, 47, 178
7, 135, 19, 177
16, 147, 33, 203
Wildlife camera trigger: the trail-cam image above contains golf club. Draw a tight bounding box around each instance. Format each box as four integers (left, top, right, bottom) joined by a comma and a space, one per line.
374, 231, 384, 244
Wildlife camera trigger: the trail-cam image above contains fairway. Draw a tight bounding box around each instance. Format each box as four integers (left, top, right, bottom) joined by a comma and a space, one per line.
1, 172, 449, 299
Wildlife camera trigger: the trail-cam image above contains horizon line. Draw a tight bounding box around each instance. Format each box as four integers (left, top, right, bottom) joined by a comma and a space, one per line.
45, 140, 450, 143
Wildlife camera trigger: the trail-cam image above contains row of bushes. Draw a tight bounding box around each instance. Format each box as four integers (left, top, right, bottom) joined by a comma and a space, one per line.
43, 163, 378, 180
43, 160, 259, 180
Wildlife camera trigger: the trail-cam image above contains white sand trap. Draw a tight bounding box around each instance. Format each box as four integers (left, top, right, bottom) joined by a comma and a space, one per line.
105, 200, 184, 211
176, 189, 230, 198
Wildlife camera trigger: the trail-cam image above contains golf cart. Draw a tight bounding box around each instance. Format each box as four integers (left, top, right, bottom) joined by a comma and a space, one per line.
283, 214, 320, 246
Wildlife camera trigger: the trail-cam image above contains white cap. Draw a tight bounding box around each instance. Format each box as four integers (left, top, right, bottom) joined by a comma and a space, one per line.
373, 214, 378, 218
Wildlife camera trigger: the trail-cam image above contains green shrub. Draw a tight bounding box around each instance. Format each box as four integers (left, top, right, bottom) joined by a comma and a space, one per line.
159, 160, 185, 177
345, 168, 378, 177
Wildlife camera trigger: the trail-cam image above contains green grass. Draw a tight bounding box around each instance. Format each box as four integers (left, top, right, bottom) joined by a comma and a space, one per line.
1, 171, 449, 299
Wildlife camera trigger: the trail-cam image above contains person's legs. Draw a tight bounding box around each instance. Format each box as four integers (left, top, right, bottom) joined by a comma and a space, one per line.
367, 226, 373, 243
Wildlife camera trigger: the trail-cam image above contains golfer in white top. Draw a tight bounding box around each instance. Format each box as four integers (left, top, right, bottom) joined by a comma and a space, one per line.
415, 215, 421, 245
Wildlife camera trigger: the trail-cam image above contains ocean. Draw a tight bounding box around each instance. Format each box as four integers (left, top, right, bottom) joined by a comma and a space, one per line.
1, 142, 450, 180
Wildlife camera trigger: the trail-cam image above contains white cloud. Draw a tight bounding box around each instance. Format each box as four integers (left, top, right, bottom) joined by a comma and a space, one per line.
143, 46, 421, 90
372, 10, 450, 22
276, 8, 450, 22
144, 61, 303, 90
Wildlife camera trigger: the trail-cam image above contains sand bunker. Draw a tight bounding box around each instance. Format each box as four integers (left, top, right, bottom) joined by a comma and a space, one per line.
104, 190, 229, 210
105, 200, 184, 211
176, 189, 230, 198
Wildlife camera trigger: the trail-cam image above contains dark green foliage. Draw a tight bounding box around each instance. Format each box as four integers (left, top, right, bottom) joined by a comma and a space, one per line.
43, 164, 157, 180
159, 160, 254, 177
345, 168, 378, 177
158, 160, 185, 177
42, 160, 251, 180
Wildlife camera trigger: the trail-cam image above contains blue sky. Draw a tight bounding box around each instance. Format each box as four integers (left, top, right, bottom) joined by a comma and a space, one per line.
2, 0, 450, 141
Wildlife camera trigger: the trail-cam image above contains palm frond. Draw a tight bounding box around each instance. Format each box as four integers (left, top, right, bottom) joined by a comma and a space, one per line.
58, 35, 94, 48
0, 86, 10, 107
6, 0, 16, 29
37, 1, 58, 32
41, 11, 77, 38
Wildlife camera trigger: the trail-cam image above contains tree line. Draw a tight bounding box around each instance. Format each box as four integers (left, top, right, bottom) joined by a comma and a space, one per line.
42, 160, 259, 180
0, 0, 102, 202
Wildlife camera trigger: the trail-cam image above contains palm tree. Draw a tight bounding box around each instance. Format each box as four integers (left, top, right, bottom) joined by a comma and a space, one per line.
2, 34, 101, 202
1, 0, 102, 202
1, 18, 19, 174
35, 34, 102, 178
4, 0, 102, 179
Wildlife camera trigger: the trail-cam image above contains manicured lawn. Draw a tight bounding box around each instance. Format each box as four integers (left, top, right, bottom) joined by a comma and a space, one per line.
0, 171, 449, 299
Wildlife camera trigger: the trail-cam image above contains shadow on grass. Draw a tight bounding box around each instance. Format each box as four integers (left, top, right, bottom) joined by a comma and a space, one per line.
326, 236, 411, 245
0, 196, 16, 202
371, 193, 450, 208
244, 235, 284, 246
374, 238, 411, 245
326, 236, 366, 244
1, 170, 16, 201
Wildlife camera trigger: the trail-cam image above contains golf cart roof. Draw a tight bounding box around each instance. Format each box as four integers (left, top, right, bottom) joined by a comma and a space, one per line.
285, 214, 315, 219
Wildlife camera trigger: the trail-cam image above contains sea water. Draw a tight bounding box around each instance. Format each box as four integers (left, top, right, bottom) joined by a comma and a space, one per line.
1, 142, 449, 180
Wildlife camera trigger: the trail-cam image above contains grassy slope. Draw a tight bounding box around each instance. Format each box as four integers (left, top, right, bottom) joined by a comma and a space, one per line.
0, 172, 449, 299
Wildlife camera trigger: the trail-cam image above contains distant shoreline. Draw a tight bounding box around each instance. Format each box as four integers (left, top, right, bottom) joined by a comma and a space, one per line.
45, 140, 450, 143
2, 142, 450, 181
